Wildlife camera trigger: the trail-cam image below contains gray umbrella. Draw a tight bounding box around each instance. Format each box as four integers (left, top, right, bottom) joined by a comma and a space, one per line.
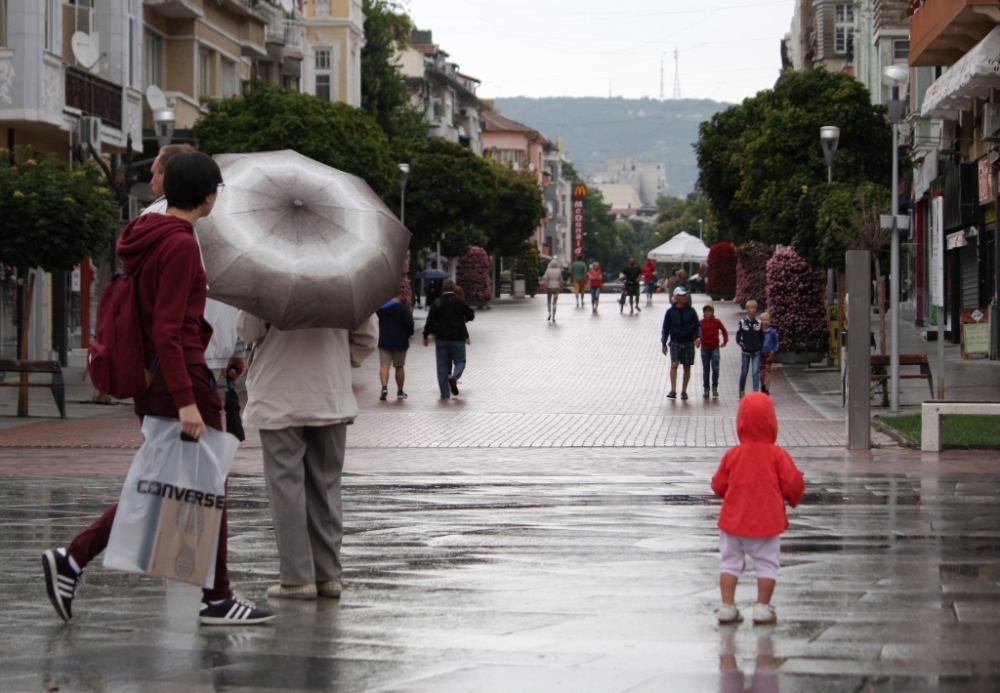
196, 150, 410, 331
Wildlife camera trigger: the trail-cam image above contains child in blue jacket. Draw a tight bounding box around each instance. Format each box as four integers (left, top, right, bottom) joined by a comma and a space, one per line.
759, 312, 779, 395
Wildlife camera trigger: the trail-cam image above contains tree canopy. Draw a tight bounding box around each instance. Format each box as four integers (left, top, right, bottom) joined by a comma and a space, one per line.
653, 192, 713, 246
193, 82, 401, 199
695, 68, 892, 248
0, 152, 117, 272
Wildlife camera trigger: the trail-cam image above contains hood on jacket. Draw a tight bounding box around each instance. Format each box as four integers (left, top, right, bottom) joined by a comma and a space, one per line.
117, 213, 195, 273
736, 392, 778, 444
377, 299, 405, 315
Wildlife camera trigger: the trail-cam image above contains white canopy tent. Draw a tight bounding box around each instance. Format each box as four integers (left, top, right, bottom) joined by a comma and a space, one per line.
646, 231, 710, 263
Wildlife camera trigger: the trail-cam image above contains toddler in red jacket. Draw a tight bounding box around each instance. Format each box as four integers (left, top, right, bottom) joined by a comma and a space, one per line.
711, 392, 804, 624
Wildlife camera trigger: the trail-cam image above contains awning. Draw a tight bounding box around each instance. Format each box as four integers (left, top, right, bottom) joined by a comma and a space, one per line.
921, 26, 1000, 119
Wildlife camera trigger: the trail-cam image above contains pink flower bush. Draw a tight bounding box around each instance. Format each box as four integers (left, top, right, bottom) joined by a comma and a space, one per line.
736, 242, 771, 309
706, 242, 736, 298
766, 248, 828, 353
455, 245, 492, 303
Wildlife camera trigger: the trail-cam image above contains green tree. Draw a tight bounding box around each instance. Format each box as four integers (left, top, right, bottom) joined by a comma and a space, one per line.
485, 167, 546, 257
0, 152, 117, 272
360, 0, 428, 144
193, 82, 400, 199
696, 68, 892, 248
653, 192, 712, 246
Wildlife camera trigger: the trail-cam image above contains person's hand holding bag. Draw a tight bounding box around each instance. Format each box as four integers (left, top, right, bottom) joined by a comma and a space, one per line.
179, 403, 205, 440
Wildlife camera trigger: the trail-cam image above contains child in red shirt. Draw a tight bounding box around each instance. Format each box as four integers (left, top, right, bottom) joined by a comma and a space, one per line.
699, 304, 728, 398
711, 393, 804, 624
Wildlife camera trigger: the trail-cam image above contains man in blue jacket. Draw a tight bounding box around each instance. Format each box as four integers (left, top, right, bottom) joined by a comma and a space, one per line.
661, 287, 702, 400
376, 294, 414, 400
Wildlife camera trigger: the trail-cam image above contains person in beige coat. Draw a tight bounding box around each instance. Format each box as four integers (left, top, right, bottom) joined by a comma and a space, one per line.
540, 257, 564, 322
237, 312, 377, 601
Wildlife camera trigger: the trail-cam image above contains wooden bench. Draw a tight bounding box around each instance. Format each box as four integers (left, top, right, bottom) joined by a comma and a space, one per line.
0, 359, 66, 418
870, 354, 934, 399
922, 401, 1000, 451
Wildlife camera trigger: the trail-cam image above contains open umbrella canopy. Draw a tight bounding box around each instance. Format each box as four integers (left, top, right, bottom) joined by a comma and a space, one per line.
646, 232, 709, 263
420, 269, 449, 279
197, 150, 411, 331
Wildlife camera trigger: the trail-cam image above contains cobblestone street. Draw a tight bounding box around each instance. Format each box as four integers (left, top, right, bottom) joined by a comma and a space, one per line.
2, 295, 1000, 691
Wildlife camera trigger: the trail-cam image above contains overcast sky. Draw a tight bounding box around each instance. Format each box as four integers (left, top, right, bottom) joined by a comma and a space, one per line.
404, 0, 795, 105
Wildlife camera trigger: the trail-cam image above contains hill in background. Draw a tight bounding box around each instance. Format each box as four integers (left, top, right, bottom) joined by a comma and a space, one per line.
493, 97, 730, 196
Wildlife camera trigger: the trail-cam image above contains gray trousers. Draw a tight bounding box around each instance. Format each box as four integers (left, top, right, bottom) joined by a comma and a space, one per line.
260, 423, 346, 586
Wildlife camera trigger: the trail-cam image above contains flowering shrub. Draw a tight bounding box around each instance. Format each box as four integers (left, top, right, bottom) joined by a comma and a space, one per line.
735, 241, 771, 309
706, 242, 736, 298
455, 245, 493, 303
399, 260, 413, 307
766, 248, 828, 353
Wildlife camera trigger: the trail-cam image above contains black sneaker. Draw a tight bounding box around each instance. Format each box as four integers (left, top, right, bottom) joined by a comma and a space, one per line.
666, 391, 677, 399
680, 392, 689, 400
636, 305, 641, 312
703, 390, 710, 398
379, 387, 388, 401
448, 377, 459, 396
199, 593, 275, 626
397, 390, 407, 399
42, 548, 80, 622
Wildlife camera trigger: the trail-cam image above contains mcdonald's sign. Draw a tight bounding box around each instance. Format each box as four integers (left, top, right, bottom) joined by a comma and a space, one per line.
572, 184, 587, 260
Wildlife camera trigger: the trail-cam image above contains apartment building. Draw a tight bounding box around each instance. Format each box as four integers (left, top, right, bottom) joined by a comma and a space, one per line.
784, 0, 859, 73
853, 0, 910, 104
906, 0, 1000, 352
542, 149, 572, 261
399, 30, 483, 154
300, 0, 363, 108
586, 156, 666, 206
0, 0, 143, 157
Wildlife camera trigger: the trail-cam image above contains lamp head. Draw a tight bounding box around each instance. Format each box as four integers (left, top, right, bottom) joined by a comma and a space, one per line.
882, 65, 909, 86
398, 163, 410, 176
820, 126, 840, 167
152, 108, 176, 149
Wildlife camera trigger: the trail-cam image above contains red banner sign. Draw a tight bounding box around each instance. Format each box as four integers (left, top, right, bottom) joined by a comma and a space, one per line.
572, 184, 587, 260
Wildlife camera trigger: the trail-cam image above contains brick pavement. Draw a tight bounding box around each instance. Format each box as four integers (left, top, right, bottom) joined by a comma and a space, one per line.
0, 295, 846, 456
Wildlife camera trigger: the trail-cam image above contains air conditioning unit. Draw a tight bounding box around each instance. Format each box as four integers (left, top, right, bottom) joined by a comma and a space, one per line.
983, 103, 1000, 141
79, 116, 102, 155
940, 119, 958, 151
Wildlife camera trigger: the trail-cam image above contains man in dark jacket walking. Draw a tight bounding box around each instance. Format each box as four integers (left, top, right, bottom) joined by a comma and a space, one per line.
661, 286, 702, 400
423, 280, 476, 399
376, 294, 414, 400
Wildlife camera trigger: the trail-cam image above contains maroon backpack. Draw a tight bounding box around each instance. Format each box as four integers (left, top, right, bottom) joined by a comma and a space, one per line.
87, 270, 155, 399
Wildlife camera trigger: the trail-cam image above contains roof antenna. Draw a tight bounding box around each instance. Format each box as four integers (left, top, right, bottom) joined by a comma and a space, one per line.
660, 59, 665, 101
672, 46, 681, 99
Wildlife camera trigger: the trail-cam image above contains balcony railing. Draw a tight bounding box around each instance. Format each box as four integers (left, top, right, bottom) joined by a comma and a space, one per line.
65, 67, 122, 130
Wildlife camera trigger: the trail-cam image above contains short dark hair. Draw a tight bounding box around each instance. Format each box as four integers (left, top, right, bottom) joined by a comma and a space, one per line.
442, 279, 455, 292
164, 152, 222, 211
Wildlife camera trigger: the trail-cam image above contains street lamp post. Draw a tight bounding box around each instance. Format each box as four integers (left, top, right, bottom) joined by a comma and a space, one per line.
698, 218, 704, 241
398, 163, 410, 227
884, 64, 909, 413
152, 108, 176, 149
820, 126, 840, 368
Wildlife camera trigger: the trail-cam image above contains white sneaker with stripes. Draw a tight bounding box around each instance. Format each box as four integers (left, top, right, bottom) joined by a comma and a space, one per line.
42, 548, 80, 622
199, 593, 275, 625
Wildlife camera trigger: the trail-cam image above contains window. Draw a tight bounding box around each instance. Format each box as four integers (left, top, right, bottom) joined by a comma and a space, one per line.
834, 4, 854, 54
497, 149, 524, 168
126, 0, 136, 87
893, 39, 910, 62
315, 49, 330, 70
145, 32, 163, 88
315, 74, 331, 101
198, 50, 212, 98
221, 59, 237, 97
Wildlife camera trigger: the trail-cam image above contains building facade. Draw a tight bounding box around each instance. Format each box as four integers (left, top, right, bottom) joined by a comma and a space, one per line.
586, 156, 666, 206
784, 0, 859, 73
300, 0, 362, 108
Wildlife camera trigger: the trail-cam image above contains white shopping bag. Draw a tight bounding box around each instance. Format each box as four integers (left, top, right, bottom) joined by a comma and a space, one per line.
104, 416, 239, 588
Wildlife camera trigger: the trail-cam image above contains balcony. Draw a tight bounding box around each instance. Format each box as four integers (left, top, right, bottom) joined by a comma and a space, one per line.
65, 67, 122, 130
909, 0, 1000, 66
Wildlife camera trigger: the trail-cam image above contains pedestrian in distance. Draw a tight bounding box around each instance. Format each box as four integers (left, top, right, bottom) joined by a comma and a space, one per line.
376, 293, 414, 400
423, 279, 475, 399
43, 152, 275, 626
661, 286, 701, 400
621, 257, 642, 314
540, 257, 564, 322
736, 300, 764, 398
699, 304, 729, 398
571, 256, 589, 308
642, 258, 657, 306
587, 262, 603, 313
759, 312, 779, 396
711, 393, 805, 624
665, 268, 680, 299
236, 307, 377, 602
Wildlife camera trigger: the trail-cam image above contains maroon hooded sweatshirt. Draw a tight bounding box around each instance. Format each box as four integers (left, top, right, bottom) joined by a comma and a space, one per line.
116, 213, 212, 410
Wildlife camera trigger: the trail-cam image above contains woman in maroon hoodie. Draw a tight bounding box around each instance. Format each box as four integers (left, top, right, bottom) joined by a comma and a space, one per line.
43, 152, 274, 626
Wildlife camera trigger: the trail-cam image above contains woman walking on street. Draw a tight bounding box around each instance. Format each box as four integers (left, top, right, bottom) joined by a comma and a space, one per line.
541, 257, 564, 322
42, 152, 274, 627
588, 262, 604, 313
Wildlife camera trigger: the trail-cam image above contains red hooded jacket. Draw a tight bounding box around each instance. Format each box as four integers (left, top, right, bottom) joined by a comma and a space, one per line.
711, 393, 805, 537
116, 213, 212, 410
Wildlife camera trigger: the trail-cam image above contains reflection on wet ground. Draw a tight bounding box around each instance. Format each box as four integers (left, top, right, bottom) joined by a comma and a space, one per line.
2, 451, 1000, 692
